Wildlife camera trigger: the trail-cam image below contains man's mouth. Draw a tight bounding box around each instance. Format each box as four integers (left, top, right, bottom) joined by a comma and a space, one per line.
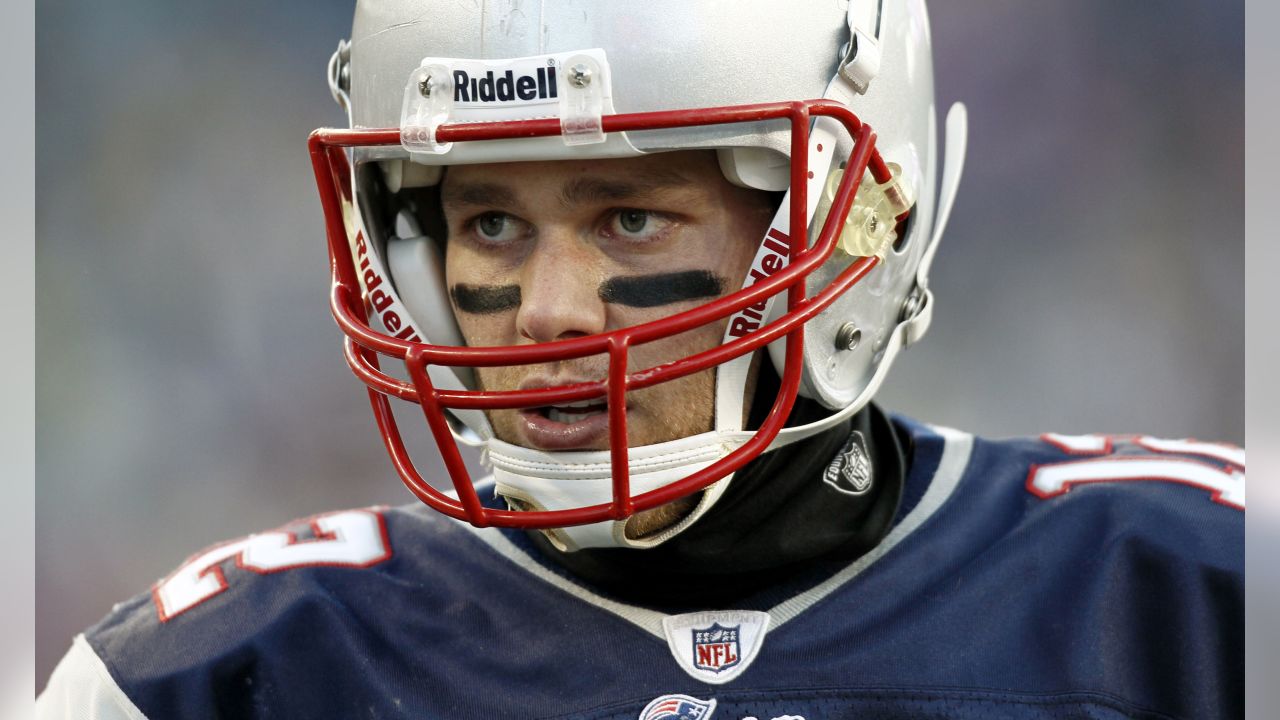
516, 397, 618, 450
538, 399, 609, 425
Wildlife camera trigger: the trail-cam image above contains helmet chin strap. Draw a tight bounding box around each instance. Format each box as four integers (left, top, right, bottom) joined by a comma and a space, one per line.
487, 435, 733, 551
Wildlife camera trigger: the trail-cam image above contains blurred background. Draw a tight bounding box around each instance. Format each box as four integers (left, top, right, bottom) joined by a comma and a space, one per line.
36, 0, 1244, 692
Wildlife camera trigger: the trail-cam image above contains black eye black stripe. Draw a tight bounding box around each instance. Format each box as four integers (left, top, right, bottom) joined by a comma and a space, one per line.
598, 270, 724, 308
450, 270, 725, 315
450, 284, 521, 314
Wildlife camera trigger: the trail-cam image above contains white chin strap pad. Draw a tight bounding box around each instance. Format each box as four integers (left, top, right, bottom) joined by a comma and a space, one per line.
487, 433, 740, 551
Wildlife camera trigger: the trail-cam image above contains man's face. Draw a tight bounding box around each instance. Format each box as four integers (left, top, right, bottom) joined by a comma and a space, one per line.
442, 150, 775, 452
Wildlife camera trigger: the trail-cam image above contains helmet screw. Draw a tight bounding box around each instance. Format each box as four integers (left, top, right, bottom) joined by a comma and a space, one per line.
569, 63, 592, 88
899, 293, 921, 322
835, 323, 862, 351
418, 75, 433, 97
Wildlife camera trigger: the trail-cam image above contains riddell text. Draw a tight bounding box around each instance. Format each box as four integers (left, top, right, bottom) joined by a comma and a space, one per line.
727, 228, 793, 338
354, 232, 422, 342
453, 67, 557, 103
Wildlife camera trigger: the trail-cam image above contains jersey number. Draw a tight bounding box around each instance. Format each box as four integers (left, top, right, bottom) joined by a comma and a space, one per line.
1030, 434, 1245, 510
153, 509, 392, 621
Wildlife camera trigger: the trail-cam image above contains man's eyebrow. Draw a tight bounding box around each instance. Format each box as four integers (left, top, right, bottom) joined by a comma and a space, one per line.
559, 169, 695, 208
439, 181, 523, 211
439, 168, 694, 212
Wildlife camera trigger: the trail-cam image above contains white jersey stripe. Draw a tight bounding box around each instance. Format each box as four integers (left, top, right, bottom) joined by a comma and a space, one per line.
36, 635, 151, 720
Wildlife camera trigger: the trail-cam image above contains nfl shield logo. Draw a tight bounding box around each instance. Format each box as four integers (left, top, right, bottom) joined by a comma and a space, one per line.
663, 610, 769, 684
823, 430, 872, 496
691, 623, 741, 673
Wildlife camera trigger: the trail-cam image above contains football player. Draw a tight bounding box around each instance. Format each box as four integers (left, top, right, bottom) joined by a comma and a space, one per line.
38, 1, 1243, 718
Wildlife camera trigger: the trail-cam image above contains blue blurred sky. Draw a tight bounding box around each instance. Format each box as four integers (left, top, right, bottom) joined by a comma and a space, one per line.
35, 0, 1243, 690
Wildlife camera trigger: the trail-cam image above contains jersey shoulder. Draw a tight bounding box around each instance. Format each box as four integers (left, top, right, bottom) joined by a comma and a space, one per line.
1009, 431, 1243, 511
893, 413, 1245, 508
73, 503, 486, 716
893, 416, 1244, 558
942, 425, 1244, 562
877, 419, 1243, 719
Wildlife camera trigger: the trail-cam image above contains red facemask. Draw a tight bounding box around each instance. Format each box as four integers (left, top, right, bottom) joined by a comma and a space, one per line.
309, 98, 898, 530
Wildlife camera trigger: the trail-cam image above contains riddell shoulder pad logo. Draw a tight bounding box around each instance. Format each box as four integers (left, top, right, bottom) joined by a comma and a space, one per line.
823, 429, 872, 496
452, 62, 558, 103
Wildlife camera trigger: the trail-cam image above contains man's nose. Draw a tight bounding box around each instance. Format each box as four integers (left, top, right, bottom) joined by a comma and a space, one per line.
515, 233, 607, 343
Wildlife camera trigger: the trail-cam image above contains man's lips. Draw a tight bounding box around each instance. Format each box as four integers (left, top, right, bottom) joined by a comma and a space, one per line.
513, 377, 623, 450
517, 404, 613, 450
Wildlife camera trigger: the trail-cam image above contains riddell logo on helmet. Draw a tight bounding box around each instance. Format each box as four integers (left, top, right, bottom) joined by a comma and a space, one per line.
354, 232, 421, 343
727, 228, 793, 338
453, 66, 557, 103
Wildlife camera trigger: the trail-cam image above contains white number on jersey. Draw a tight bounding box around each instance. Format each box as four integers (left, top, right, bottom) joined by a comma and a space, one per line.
153, 508, 392, 621
1032, 434, 1245, 510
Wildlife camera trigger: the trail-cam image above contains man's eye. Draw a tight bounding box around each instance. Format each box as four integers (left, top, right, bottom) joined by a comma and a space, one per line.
609, 209, 670, 239
472, 212, 522, 243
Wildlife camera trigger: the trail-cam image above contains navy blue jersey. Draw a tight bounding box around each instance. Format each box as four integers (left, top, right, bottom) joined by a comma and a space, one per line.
39, 418, 1244, 719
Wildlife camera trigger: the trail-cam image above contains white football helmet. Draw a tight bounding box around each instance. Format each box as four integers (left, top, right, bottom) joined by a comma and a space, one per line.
310, 0, 967, 550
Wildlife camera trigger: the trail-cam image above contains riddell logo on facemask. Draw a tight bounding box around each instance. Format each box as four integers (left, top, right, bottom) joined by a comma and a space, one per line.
453, 66, 558, 103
